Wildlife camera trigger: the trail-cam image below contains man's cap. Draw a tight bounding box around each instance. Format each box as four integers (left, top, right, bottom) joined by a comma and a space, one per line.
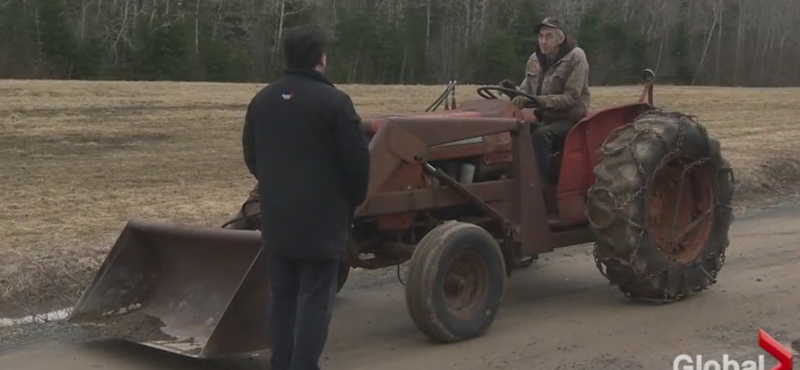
534, 17, 563, 33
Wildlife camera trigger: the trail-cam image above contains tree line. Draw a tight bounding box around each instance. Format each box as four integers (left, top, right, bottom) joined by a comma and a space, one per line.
0, 0, 797, 87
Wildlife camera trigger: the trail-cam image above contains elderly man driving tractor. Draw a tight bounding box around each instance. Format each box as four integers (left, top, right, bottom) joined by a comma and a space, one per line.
499, 17, 591, 185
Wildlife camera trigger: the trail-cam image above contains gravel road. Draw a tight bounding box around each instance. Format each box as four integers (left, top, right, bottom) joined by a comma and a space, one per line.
1, 204, 799, 370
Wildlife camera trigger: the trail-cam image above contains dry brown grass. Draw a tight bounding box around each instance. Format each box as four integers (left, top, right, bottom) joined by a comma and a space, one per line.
1, 80, 800, 316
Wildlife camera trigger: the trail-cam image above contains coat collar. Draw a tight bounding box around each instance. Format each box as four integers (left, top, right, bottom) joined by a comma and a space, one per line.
284, 68, 335, 88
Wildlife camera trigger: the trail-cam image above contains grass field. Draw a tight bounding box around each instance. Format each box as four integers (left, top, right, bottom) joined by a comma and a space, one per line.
2, 80, 800, 317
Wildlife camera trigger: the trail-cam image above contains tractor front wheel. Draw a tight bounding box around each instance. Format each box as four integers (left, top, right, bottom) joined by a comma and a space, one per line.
404, 221, 507, 342
586, 110, 735, 302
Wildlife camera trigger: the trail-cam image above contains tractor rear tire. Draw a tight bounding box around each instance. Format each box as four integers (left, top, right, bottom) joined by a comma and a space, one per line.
405, 221, 507, 342
586, 110, 735, 303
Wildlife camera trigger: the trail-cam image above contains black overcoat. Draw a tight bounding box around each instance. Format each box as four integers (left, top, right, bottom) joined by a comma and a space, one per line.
242, 68, 370, 260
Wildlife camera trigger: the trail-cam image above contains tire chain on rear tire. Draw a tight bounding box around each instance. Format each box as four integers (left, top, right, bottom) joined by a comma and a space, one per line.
588, 109, 736, 303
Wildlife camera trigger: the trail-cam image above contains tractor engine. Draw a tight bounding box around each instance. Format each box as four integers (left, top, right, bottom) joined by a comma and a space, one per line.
359, 99, 523, 188
354, 103, 522, 252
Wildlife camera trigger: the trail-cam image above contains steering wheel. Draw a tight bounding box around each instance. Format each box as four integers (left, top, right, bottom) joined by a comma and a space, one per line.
476, 86, 540, 108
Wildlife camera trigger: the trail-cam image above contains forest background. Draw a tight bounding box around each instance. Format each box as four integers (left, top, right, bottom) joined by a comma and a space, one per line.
1, 0, 795, 87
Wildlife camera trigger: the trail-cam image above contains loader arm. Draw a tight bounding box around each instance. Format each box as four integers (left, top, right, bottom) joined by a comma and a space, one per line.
362, 116, 521, 203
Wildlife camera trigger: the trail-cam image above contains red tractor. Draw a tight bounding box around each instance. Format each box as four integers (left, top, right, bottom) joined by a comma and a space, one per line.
67, 69, 735, 358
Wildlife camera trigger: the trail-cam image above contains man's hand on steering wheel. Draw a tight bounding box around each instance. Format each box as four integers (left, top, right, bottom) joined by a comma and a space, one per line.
475, 84, 541, 109
498, 79, 517, 90
498, 79, 535, 108
511, 96, 532, 109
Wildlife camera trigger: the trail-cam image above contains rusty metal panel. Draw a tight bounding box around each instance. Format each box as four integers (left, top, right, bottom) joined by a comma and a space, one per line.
376, 162, 425, 193
358, 114, 522, 217
428, 142, 491, 161
558, 103, 654, 195
387, 124, 428, 163
362, 180, 512, 216
555, 103, 655, 227
557, 189, 589, 226
392, 116, 520, 147
361, 124, 407, 205
509, 123, 555, 256
377, 212, 415, 230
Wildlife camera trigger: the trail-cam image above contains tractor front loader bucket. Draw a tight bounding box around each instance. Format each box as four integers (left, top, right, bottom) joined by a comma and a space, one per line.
67, 219, 272, 359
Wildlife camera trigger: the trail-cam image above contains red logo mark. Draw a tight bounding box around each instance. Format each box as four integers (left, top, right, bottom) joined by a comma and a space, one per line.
759, 329, 793, 370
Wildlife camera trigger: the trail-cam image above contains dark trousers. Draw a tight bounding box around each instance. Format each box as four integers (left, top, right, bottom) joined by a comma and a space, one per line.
267, 255, 340, 370
531, 119, 576, 183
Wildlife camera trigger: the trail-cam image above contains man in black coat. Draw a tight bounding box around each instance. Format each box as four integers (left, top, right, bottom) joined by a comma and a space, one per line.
241, 24, 371, 370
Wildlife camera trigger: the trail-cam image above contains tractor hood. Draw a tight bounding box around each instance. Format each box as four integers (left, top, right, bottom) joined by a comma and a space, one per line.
359, 98, 535, 137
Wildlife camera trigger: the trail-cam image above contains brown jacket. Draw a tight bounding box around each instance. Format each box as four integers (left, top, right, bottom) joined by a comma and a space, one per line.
518, 40, 591, 123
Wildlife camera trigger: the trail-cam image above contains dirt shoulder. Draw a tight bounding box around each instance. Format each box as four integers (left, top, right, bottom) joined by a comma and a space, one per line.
2, 203, 800, 368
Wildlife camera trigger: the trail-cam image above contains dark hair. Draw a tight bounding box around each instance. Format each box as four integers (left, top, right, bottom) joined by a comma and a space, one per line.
282, 25, 327, 69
